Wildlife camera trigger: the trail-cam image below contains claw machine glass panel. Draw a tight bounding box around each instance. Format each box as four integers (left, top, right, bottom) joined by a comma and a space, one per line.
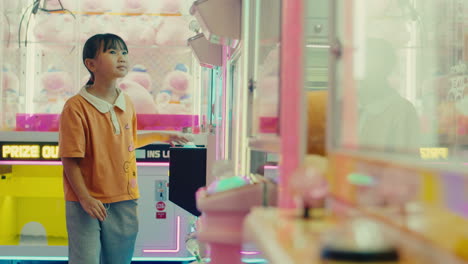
250, 0, 281, 139
0, 0, 202, 262
304, 0, 328, 157
329, 0, 468, 260
331, 0, 467, 165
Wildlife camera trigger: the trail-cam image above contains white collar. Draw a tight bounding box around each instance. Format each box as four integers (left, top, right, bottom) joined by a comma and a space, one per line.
79, 86, 126, 113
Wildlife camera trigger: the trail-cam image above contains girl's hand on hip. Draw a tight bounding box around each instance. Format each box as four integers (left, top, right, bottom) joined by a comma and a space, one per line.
79, 196, 108, 221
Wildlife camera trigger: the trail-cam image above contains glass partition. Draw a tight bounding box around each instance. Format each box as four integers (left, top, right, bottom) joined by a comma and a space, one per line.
304, 0, 329, 156
331, 0, 468, 168
250, 0, 281, 137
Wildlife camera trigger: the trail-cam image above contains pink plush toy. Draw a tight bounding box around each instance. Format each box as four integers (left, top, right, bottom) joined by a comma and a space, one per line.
119, 16, 157, 46
2, 67, 20, 129
33, 13, 76, 50
36, 67, 73, 113
289, 155, 329, 218
119, 79, 157, 114
1, 14, 8, 46
122, 0, 151, 14
43, 0, 76, 11
80, 14, 117, 43
124, 65, 153, 92
157, 0, 183, 14
82, 0, 111, 13
154, 17, 193, 47
156, 64, 193, 114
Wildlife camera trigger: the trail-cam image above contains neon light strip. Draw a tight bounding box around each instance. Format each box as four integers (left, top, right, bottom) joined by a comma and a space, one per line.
137, 162, 170, 167
242, 258, 268, 263
241, 251, 260, 255
264, 165, 279, 170
0, 256, 195, 262
142, 216, 181, 253
0, 161, 170, 166
305, 44, 330, 49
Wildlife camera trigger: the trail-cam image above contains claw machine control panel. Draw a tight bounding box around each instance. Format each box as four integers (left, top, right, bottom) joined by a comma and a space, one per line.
0, 0, 208, 261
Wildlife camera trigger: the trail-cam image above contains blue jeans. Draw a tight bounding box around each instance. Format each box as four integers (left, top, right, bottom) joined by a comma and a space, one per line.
66, 199, 139, 264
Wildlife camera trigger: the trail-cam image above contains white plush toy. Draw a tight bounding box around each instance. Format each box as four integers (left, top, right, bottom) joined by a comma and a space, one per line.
119, 79, 158, 114
124, 65, 153, 92
156, 64, 193, 114
257, 75, 279, 117
119, 16, 157, 46
157, 0, 184, 14
36, 67, 73, 113
122, 0, 151, 14
82, 0, 111, 13
154, 17, 193, 47
2, 67, 20, 129
33, 13, 76, 50
43, 0, 78, 11
80, 14, 117, 43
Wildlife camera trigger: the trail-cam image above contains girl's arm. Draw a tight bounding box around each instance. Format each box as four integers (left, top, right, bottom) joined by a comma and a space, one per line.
136, 132, 191, 148
61, 157, 107, 221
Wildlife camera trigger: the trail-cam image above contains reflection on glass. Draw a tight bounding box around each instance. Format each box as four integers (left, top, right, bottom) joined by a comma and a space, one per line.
357, 38, 421, 153
334, 0, 467, 164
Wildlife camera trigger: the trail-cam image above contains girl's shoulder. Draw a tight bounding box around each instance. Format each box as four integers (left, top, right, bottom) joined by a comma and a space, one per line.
64, 94, 85, 107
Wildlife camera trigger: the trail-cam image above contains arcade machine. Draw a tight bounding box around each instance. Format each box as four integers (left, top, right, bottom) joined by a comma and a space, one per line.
0, 0, 207, 262
185, 0, 282, 263
246, 0, 468, 263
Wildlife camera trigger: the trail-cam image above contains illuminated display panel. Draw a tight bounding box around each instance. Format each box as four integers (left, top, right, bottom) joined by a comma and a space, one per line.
0, 2, 202, 133
0, 142, 196, 163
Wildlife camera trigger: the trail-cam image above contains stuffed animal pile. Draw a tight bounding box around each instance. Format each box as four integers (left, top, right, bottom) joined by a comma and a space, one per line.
36, 67, 73, 113
156, 64, 193, 114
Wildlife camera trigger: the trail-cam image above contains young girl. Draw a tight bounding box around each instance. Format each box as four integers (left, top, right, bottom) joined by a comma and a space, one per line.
59, 33, 190, 264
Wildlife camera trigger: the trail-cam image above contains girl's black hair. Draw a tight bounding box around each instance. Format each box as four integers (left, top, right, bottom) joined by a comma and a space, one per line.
82, 33, 128, 85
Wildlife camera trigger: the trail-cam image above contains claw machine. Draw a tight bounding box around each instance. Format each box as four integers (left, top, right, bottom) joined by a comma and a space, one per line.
186, 0, 282, 263
326, 0, 468, 262
246, 0, 468, 263
0, 0, 206, 262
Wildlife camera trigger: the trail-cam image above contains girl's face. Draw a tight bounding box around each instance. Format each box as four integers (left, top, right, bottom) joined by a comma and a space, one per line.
91, 44, 129, 81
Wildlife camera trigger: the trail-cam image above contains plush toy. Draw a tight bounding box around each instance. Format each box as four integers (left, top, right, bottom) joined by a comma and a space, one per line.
156, 64, 193, 114
33, 13, 76, 50
82, 0, 111, 13
256, 75, 279, 117
289, 155, 328, 218
154, 17, 193, 47
80, 14, 117, 43
124, 65, 153, 92
157, 0, 183, 14
3, 1, 18, 10
43, 0, 76, 11
122, 0, 151, 14
119, 16, 157, 46
36, 67, 73, 113
119, 79, 157, 114
2, 67, 20, 129
0, 13, 8, 46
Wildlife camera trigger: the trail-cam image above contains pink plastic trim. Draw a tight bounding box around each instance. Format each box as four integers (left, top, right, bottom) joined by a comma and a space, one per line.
279, 0, 304, 208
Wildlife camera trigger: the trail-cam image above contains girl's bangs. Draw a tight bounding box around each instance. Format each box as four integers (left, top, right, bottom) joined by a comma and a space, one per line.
102, 36, 128, 52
